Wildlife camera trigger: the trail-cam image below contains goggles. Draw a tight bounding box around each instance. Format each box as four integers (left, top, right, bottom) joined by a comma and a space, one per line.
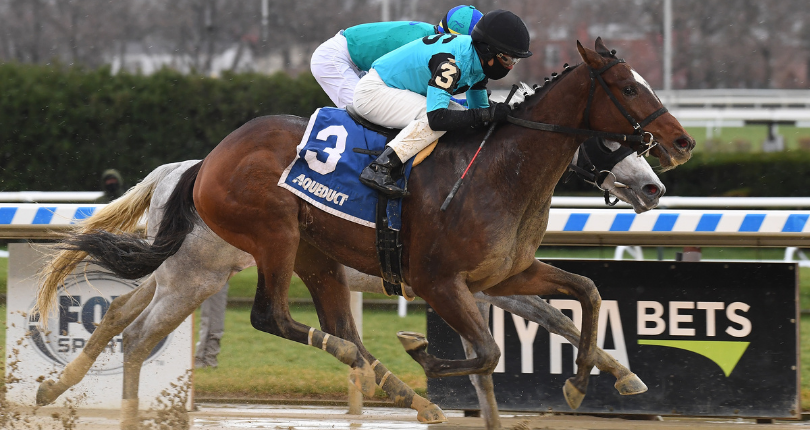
496, 52, 521, 67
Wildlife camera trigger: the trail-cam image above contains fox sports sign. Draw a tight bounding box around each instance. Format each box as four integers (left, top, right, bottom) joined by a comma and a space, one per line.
5, 243, 192, 409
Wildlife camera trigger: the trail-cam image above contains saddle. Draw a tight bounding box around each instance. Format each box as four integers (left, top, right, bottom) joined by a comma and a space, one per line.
346, 105, 435, 299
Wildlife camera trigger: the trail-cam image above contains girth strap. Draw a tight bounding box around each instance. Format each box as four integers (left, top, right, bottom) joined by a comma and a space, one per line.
375, 194, 405, 296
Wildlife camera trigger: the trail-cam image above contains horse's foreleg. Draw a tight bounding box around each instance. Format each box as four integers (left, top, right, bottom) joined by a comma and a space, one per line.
406, 276, 501, 378
475, 293, 647, 396
294, 243, 445, 423
36, 274, 157, 406
483, 260, 600, 410
460, 301, 501, 430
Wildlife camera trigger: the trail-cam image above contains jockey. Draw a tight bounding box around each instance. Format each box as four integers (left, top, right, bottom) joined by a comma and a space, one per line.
354, 10, 532, 198
310, 5, 483, 109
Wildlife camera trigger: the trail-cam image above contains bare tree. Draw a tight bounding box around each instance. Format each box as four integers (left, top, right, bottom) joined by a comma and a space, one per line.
0, 0, 807, 88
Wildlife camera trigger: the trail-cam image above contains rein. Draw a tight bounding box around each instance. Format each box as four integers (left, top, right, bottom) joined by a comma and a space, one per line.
506, 59, 668, 157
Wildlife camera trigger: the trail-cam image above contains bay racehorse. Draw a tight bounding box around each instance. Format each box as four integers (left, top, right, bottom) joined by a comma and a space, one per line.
187, 38, 690, 406
36, 38, 692, 429
34, 131, 662, 429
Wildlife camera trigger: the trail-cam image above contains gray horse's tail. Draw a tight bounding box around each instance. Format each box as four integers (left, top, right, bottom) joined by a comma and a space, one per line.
35, 161, 194, 326
58, 161, 203, 280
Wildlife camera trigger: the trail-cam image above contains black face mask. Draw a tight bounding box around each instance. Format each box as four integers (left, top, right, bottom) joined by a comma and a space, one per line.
482, 59, 510, 80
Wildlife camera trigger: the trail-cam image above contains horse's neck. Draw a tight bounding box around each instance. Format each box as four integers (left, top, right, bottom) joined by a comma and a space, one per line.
504, 67, 592, 213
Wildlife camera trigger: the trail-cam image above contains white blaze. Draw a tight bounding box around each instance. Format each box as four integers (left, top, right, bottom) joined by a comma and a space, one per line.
631, 69, 661, 103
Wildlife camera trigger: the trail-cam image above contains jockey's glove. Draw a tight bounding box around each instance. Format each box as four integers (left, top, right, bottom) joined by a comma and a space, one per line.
472, 102, 511, 125
488, 102, 512, 122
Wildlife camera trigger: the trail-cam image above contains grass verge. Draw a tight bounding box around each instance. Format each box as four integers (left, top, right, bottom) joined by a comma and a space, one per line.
684, 125, 810, 153
193, 306, 426, 399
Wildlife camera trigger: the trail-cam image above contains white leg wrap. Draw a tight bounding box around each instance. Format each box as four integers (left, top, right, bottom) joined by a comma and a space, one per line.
321, 333, 330, 351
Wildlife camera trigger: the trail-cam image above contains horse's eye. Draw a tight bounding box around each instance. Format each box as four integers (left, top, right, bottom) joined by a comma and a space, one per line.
623, 86, 637, 97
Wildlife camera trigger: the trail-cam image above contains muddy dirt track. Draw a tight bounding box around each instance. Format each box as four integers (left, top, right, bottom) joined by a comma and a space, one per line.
9, 403, 810, 429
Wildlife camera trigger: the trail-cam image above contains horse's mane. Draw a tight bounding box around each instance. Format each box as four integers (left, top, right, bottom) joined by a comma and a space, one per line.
494, 62, 582, 115
504, 46, 620, 113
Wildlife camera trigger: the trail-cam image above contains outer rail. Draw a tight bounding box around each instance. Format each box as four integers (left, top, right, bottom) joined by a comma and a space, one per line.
1, 204, 809, 247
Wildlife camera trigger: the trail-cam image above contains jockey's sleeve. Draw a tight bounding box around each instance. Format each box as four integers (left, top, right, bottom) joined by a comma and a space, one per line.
447, 79, 488, 108
465, 79, 489, 109
425, 53, 458, 113
427, 73, 492, 131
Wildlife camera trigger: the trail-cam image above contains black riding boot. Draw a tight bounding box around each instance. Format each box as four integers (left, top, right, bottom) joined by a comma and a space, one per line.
359, 146, 410, 198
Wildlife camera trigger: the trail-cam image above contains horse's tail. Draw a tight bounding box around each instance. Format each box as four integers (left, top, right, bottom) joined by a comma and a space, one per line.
34, 161, 200, 326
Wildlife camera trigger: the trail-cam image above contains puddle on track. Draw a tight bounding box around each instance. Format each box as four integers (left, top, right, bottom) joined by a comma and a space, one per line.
192, 404, 452, 429
193, 417, 429, 429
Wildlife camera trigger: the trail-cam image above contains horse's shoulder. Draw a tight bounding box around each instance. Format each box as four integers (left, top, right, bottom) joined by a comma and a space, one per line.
427, 129, 482, 159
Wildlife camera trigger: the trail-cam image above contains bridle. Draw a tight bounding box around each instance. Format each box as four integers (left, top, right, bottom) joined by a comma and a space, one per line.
567, 136, 634, 206
506, 58, 668, 157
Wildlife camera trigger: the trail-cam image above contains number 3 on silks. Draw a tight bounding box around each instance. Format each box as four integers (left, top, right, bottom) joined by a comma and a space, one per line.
305, 125, 347, 175
432, 61, 459, 91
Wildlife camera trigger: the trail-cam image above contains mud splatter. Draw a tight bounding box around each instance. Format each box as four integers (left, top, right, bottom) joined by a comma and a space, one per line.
142, 370, 192, 430
49, 395, 84, 430
512, 419, 532, 430
1, 325, 87, 430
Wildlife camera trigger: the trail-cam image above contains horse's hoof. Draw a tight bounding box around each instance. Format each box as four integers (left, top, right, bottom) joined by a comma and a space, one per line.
397, 331, 428, 352
417, 403, 447, 424
349, 362, 377, 397
614, 373, 648, 395
563, 379, 586, 410
36, 379, 62, 406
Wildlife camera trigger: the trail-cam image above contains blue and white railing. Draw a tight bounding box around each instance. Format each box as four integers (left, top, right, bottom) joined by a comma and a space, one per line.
0, 204, 102, 226
547, 208, 809, 234
0, 204, 109, 239
542, 209, 810, 247
0, 204, 809, 247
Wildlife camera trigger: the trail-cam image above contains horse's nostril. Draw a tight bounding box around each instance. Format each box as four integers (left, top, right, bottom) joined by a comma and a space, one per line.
643, 184, 659, 197
676, 137, 692, 150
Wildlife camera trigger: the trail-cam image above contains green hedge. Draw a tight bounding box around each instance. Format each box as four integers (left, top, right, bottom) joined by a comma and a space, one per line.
0, 63, 332, 191
656, 152, 810, 197
555, 151, 810, 198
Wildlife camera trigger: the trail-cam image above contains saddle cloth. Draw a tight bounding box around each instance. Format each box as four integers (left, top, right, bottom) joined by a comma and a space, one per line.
278, 107, 416, 230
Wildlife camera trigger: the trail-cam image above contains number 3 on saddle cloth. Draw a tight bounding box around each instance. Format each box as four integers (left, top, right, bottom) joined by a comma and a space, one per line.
278, 107, 434, 299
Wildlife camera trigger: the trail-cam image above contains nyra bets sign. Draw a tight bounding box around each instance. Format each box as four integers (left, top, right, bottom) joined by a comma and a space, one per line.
427, 260, 799, 419
5, 243, 192, 409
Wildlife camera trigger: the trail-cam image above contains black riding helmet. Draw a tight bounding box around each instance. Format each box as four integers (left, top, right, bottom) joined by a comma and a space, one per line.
472, 9, 532, 62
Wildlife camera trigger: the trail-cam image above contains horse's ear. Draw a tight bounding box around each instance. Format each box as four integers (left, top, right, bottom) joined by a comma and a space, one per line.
577, 40, 605, 69
594, 37, 611, 57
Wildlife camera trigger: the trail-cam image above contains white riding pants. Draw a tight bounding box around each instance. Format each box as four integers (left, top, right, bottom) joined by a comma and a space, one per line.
310, 31, 364, 109
353, 69, 463, 161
